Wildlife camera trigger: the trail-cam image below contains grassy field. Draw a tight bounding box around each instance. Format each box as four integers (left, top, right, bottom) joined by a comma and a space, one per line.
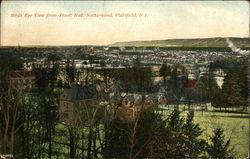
194, 111, 249, 159
159, 105, 249, 159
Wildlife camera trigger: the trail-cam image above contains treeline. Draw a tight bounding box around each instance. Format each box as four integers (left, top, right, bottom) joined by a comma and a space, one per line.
94, 66, 154, 92
209, 58, 248, 111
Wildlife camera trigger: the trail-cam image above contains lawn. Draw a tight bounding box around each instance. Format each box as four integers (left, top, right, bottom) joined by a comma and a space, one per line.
194, 110, 249, 159
159, 105, 249, 159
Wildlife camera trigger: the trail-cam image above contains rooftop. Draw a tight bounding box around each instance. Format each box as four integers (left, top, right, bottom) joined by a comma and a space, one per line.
10, 70, 35, 78
183, 79, 198, 88
65, 85, 97, 101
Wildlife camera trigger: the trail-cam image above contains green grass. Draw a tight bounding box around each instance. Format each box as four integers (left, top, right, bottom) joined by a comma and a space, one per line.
158, 105, 249, 158
193, 111, 249, 159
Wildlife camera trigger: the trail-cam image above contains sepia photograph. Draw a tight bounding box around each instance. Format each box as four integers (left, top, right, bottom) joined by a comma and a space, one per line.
0, 0, 249, 158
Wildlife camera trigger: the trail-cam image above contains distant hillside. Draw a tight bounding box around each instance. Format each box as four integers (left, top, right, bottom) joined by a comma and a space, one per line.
110, 37, 250, 48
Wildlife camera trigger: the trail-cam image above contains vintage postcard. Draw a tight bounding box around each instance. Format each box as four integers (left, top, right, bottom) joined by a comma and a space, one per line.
0, 1, 249, 159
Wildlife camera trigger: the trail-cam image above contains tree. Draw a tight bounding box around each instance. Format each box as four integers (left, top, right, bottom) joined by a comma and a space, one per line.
222, 69, 247, 110
0, 51, 23, 71
159, 63, 171, 86
159, 110, 206, 158
104, 109, 207, 159
46, 53, 61, 64
199, 75, 221, 110
0, 53, 23, 155
209, 57, 248, 110
31, 61, 60, 159
104, 110, 157, 159
116, 61, 153, 92
168, 64, 187, 99
182, 111, 206, 158
162, 109, 185, 158
207, 127, 234, 159
0, 78, 20, 155
14, 92, 47, 159
209, 58, 241, 74
65, 59, 77, 86
211, 88, 224, 110
170, 66, 179, 80
130, 65, 153, 92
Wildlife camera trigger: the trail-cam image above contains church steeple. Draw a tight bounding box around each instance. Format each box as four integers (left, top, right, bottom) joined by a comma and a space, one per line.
17, 43, 21, 53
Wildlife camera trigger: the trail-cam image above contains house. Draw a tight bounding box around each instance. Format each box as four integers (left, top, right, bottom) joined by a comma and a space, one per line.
182, 79, 201, 102
157, 85, 178, 105
59, 85, 99, 125
111, 88, 157, 121
9, 70, 36, 91
183, 79, 198, 89
158, 95, 168, 105
158, 91, 178, 105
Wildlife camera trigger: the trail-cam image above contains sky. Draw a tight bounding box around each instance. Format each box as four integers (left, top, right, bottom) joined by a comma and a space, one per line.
1, 0, 249, 46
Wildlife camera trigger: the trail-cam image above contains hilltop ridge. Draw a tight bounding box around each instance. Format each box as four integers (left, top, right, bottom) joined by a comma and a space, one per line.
110, 37, 250, 48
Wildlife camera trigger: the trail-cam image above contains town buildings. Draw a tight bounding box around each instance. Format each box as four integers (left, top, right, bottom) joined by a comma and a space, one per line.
9, 70, 36, 91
